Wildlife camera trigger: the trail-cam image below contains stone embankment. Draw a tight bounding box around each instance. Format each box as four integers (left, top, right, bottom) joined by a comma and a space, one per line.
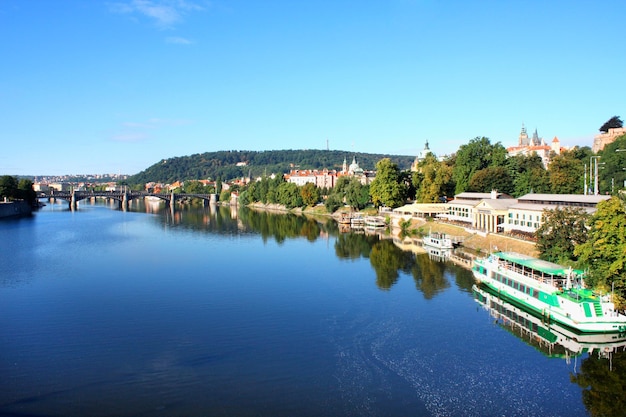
0, 201, 32, 219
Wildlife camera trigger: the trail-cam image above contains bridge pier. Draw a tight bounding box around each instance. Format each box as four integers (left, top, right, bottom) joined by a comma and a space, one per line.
122, 192, 129, 211
70, 191, 77, 210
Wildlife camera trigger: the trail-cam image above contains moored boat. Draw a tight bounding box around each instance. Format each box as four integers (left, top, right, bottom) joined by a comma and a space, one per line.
473, 284, 626, 359
364, 216, 386, 228
472, 252, 626, 334
422, 232, 454, 250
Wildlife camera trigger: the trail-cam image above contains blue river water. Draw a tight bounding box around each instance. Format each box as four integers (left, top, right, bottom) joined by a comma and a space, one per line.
1, 200, 623, 416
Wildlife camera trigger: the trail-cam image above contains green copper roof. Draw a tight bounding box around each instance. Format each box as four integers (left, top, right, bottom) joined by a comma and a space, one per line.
493, 252, 584, 277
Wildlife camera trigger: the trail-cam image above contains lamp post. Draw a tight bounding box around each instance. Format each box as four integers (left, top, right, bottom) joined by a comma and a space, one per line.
590, 156, 601, 195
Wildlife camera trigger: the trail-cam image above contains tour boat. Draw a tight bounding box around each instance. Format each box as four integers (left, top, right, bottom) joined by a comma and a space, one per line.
472, 252, 626, 334
473, 284, 626, 359
364, 216, 386, 228
422, 232, 454, 250
350, 214, 365, 227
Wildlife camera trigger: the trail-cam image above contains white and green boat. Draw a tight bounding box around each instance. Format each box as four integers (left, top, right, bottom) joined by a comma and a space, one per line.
472, 252, 626, 334
473, 284, 626, 359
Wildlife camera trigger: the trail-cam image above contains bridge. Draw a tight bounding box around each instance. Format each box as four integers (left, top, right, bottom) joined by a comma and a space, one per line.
38, 190, 217, 211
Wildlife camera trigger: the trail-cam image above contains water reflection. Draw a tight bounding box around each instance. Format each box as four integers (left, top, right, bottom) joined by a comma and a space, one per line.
150, 205, 473, 296
474, 284, 626, 417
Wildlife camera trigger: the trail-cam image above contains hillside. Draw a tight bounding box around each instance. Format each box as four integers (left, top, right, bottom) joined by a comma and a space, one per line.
127, 149, 415, 184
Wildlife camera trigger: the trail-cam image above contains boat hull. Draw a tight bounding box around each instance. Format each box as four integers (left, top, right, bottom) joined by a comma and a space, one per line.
473, 255, 626, 335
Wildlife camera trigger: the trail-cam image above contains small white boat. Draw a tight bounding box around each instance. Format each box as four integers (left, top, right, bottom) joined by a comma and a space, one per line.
364, 216, 386, 228
422, 232, 454, 249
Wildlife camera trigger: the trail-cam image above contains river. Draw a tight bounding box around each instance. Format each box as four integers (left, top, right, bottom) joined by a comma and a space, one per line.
0, 199, 624, 417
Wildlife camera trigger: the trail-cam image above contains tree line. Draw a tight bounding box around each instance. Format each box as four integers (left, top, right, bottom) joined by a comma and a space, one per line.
127, 150, 415, 184
0, 175, 37, 206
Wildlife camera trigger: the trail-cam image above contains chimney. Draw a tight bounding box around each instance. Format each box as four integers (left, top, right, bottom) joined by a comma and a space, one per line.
490, 190, 498, 199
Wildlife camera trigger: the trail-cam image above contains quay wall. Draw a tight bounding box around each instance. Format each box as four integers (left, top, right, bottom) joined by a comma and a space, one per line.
0, 201, 32, 218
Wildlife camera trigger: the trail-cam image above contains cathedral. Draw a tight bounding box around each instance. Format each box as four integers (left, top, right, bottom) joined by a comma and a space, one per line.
507, 124, 563, 167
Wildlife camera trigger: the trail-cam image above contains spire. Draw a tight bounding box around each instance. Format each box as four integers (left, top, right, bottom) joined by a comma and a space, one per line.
519, 123, 529, 146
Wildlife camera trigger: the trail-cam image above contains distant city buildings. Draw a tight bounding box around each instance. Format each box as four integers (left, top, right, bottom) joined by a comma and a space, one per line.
506, 124, 564, 167
285, 156, 375, 187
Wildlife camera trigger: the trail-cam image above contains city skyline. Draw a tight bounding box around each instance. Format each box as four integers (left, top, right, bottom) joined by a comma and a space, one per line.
1, 1, 625, 176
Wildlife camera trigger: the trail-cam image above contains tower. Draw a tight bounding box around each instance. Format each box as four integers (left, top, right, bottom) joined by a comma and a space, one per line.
518, 123, 529, 146
531, 129, 540, 146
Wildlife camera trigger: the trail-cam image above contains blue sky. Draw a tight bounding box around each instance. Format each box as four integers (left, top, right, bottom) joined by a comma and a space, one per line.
1, 0, 625, 176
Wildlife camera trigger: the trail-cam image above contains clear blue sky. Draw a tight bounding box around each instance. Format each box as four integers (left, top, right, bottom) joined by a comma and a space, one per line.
1, 1, 625, 176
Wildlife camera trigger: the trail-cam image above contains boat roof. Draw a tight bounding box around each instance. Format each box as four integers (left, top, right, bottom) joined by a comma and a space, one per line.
493, 252, 583, 276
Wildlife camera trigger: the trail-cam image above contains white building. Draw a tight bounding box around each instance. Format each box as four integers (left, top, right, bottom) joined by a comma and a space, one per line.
441, 192, 609, 236
502, 194, 611, 235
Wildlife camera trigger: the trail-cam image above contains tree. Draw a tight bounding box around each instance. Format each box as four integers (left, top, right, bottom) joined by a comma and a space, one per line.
599, 133, 626, 193
574, 196, 626, 308
506, 154, 550, 197
0, 175, 18, 199
344, 178, 369, 211
467, 166, 513, 194
300, 182, 320, 207
452, 137, 507, 194
535, 207, 589, 264
369, 158, 407, 208
547, 150, 585, 194
324, 193, 343, 213
413, 154, 454, 203
17, 179, 37, 206
276, 182, 302, 209
599, 116, 623, 133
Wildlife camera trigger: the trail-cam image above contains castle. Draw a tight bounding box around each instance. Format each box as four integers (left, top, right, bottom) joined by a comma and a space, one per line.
506, 124, 563, 167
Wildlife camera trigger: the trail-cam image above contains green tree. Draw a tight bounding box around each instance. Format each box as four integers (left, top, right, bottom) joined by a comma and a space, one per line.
467, 166, 513, 194
452, 137, 507, 194
17, 178, 37, 206
506, 154, 550, 197
345, 178, 369, 211
547, 150, 585, 194
413, 154, 454, 203
276, 182, 303, 209
574, 197, 626, 308
535, 207, 589, 264
599, 115, 623, 133
0, 175, 18, 199
369, 158, 406, 208
599, 134, 626, 194
324, 193, 343, 213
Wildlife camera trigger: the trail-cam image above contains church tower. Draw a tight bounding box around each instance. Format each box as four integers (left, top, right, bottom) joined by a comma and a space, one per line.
518, 123, 529, 146
531, 129, 540, 146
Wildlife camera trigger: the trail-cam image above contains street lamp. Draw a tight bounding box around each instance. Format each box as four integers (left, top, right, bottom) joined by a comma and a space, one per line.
590, 156, 601, 195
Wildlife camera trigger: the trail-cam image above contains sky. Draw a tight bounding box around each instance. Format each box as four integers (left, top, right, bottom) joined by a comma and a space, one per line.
1, 0, 625, 176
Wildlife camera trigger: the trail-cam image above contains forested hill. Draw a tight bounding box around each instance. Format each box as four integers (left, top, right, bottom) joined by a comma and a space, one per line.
127, 150, 416, 184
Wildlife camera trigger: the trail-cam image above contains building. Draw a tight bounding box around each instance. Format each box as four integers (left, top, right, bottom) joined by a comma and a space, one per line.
285, 156, 375, 188
502, 193, 611, 235
437, 191, 609, 236
444, 191, 516, 233
506, 124, 564, 168
411, 141, 433, 172
592, 127, 626, 153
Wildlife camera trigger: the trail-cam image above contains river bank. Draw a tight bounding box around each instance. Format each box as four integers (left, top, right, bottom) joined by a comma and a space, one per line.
244, 202, 538, 258
0, 201, 32, 219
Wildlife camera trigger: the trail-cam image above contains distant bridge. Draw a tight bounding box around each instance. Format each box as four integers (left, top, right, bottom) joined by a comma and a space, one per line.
38, 190, 217, 210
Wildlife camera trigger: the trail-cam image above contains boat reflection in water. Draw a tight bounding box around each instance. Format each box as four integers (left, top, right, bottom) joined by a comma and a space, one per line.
473, 284, 626, 362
